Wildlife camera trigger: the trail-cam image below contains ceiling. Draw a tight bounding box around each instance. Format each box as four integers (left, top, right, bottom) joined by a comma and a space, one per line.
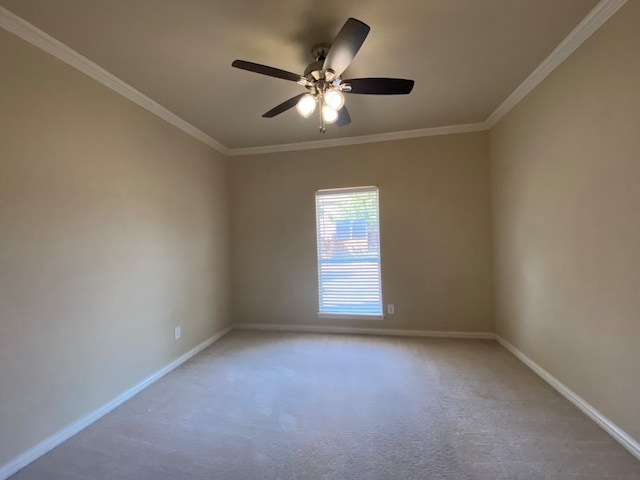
1, 0, 600, 150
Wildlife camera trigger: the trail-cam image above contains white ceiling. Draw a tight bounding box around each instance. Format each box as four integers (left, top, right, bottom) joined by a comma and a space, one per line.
1, 0, 601, 150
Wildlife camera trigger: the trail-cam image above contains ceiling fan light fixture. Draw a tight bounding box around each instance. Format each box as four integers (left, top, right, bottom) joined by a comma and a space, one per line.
296, 94, 317, 118
321, 104, 339, 124
324, 89, 345, 111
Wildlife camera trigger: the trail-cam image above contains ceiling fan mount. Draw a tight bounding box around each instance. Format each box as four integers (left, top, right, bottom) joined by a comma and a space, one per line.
310, 43, 331, 62
232, 18, 415, 133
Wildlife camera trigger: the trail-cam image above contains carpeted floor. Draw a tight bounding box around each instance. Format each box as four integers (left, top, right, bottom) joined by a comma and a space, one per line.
10, 330, 640, 479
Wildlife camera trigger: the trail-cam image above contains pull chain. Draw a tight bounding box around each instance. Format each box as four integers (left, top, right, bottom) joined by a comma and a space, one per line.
318, 97, 326, 134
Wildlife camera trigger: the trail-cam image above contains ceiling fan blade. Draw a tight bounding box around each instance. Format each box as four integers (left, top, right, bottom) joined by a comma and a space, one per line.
262, 93, 306, 118
336, 106, 351, 127
343, 78, 415, 95
232, 60, 308, 84
322, 18, 370, 77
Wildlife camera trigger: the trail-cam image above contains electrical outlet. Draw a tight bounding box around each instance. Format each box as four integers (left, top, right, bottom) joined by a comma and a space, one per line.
387, 304, 395, 314
174, 326, 181, 340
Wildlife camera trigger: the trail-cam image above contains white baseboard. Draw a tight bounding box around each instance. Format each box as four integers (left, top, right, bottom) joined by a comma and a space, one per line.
232, 323, 495, 340
495, 335, 640, 461
0, 325, 233, 480
4, 326, 637, 479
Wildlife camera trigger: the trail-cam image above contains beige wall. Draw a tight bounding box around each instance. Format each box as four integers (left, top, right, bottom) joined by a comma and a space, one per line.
4, 0, 638, 467
490, 2, 640, 442
0, 30, 230, 465
230, 133, 495, 332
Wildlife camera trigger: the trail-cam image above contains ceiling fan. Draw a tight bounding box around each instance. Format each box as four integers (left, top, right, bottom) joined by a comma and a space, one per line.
232, 18, 415, 133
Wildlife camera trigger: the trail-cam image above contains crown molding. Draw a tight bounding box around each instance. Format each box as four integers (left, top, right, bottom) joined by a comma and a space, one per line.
485, 0, 627, 128
225, 123, 487, 156
1, 0, 626, 157
0, 6, 230, 155
2, 4, 482, 156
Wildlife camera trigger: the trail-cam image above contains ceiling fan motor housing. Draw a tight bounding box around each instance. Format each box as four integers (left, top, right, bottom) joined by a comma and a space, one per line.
304, 60, 325, 80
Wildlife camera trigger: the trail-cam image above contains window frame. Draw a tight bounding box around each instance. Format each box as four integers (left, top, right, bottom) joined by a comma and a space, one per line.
314, 186, 385, 320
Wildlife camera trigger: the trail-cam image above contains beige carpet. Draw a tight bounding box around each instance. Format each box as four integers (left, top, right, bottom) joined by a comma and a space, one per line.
11, 330, 640, 479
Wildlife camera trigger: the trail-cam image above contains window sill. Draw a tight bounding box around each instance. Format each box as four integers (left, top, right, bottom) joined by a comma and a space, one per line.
317, 313, 385, 321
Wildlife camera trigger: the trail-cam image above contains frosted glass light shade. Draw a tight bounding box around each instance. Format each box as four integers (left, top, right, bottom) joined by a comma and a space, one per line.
322, 105, 338, 124
324, 89, 345, 111
296, 94, 317, 118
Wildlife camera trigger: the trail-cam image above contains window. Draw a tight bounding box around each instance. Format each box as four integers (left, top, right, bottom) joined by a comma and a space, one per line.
315, 186, 383, 318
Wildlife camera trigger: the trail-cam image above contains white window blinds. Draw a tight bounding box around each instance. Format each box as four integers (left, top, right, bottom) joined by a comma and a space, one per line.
315, 186, 383, 317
